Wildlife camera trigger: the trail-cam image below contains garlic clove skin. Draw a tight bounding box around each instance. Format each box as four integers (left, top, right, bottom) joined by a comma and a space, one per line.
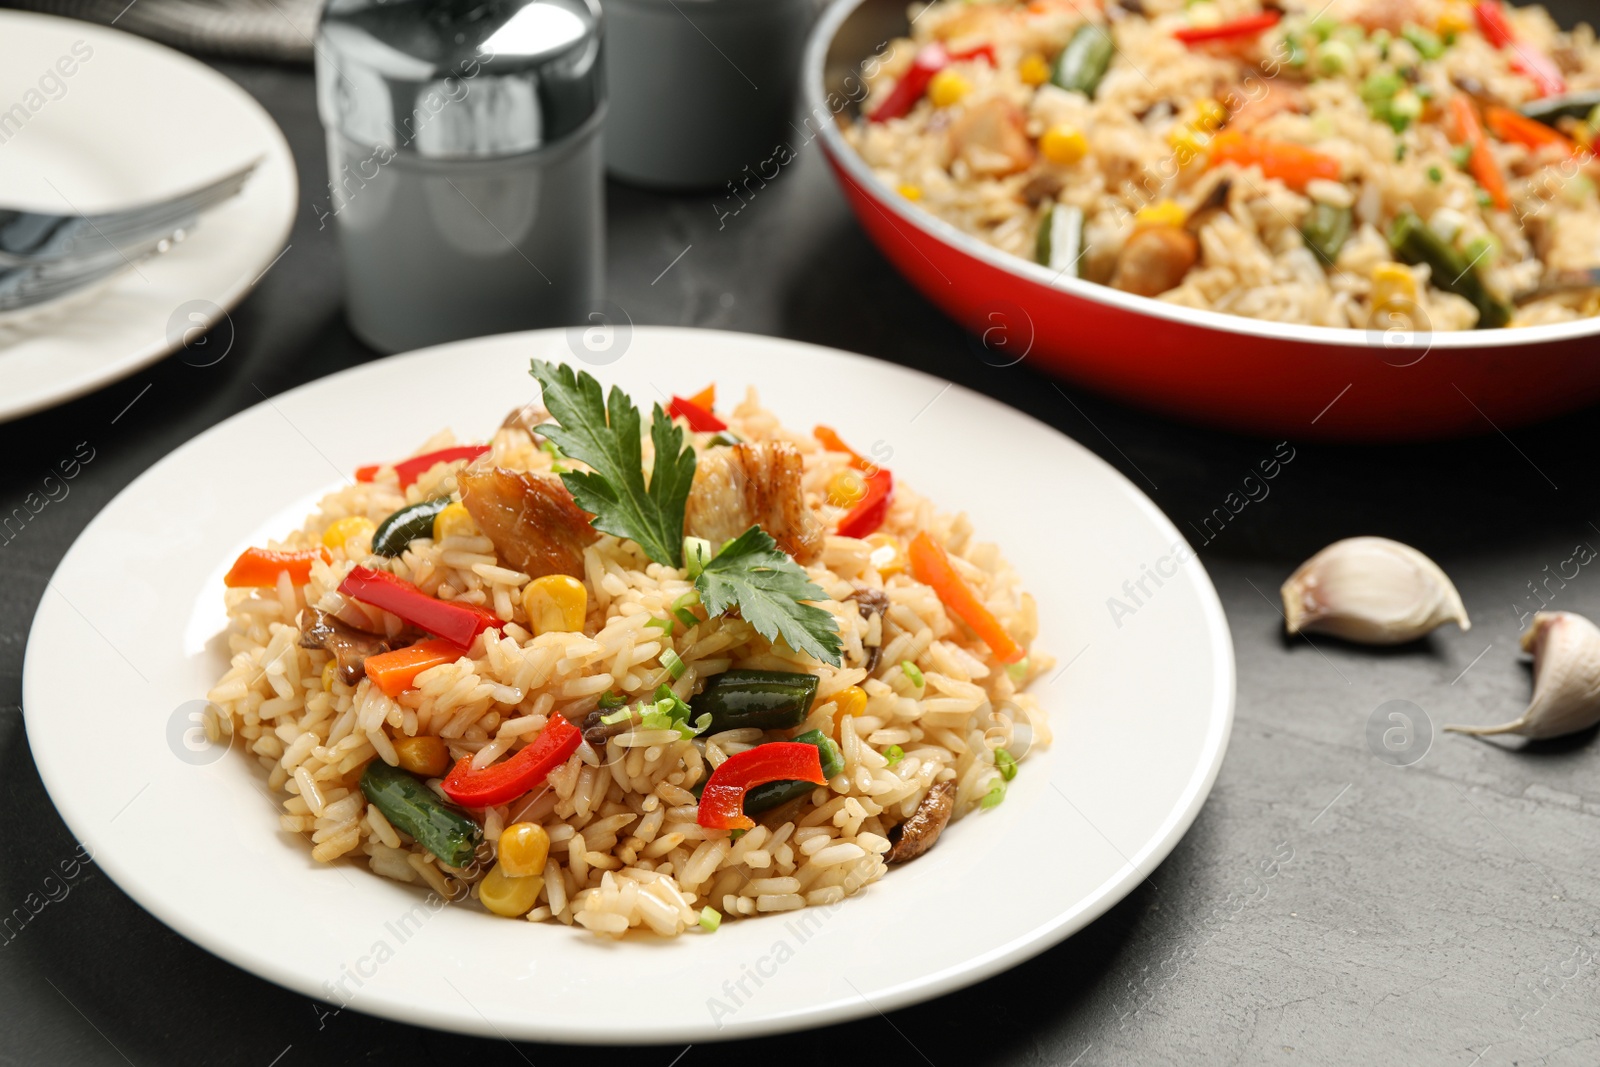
1280, 536, 1470, 645
1447, 611, 1600, 740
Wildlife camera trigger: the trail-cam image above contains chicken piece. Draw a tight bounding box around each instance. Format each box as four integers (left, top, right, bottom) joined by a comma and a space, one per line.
1225, 83, 1307, 135
684, 441, 823, 563
458, 466, 597, 579
1112, 225, 1200, 297
1346, 0, 1426, 34
299, 609, 392, 685
947, 96, 1036, 177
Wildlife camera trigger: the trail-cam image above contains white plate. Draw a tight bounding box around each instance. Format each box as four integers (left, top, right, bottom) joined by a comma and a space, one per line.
0, 12, 296, 423
23, 329, 1233, 1044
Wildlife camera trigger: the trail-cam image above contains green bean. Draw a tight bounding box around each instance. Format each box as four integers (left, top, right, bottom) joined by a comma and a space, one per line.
371, 497, 452, 557
689, 670, 819, 733
1518, 89, 1600, 127
1387, 211, 1512, 330
1051, 25, 1114, 98
360, 761, 481, 867
1036, 204, 1084, 276
1301, 203, 1353, 265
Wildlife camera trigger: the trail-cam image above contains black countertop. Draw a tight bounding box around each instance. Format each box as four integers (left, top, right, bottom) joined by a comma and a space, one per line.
3, 22, 1600, 1066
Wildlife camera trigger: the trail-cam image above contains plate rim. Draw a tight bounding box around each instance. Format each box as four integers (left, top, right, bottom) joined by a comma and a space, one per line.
0, 10, 299, 424
22, 327, 1235, 1043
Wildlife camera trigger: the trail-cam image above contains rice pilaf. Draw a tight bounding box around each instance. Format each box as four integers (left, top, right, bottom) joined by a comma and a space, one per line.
205, 368, 1050, 938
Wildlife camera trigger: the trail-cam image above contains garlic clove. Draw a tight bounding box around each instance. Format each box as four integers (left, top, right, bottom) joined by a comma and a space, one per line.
1280, 536, 1470, 645
1447, 611, 1600, 740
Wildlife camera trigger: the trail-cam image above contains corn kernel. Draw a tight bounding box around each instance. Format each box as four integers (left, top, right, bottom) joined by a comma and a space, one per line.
1019, 53, 1051, 86
1135, 199, 1188, 230
1167, 124, 1210, 167
321, 515, 376, 552
521, 574, 587, 635
432, 501, 476, 541
1039, 125, 1089, 166
1369, 263, 1421, 330
1194, 98, 1228, 135
898, 183, 923, 201
836, 686, 868, 719
394, 735, 450, 778
866, 533, 908, 577
1437, 8, 1472, 37
479, 861, 542, 918
321, 660, 338, 692
498, 822, 550, 878
827, 468, 868, 508
928, 69, 972, 108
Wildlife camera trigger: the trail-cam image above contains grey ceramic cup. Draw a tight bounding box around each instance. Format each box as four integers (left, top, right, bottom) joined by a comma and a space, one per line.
604, 0, 817, 189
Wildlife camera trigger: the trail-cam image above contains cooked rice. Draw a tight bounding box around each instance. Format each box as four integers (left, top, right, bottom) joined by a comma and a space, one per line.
206, 389, 1052, 937
844, 0, 1600, 328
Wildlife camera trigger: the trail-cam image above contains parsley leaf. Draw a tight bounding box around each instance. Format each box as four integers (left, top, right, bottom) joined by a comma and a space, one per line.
529, 360, 696, 567
695, 526, 842, 666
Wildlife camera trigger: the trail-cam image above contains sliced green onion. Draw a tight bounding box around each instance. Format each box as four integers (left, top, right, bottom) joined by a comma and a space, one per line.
645, 616, 673, 632
684, 537, 713, 579
662, 648, 687, 680
995, 747, 1018, 782
884, 744, 904, 767
699, 906, 721, 931
598, 690, 626, 709
674, 607, 701, 630
600, 706, 633, 725
539, 439, 567, 473
1427, 165, 1443, 183
901, 661, 924, 688
1006, 658, 1030, 683
1401, 25, 1444, 60
980, 779, 1006, 810
672, 590, 701, 610
1450, 144, 1472, 168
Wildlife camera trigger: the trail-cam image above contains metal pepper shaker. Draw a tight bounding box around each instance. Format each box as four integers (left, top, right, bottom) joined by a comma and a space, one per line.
316, 0, 606, 354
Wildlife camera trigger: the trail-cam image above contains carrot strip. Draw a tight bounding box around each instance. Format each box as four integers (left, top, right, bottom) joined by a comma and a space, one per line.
224, 546, 330, 588
363, 638, 461, 698
687, 384, 716, 410
1485, 105, 1583, 157
1450, 96, 1511, 212
908, 532, 1025, 664
814, 426, 873, 471
1206, 131, 1341, 191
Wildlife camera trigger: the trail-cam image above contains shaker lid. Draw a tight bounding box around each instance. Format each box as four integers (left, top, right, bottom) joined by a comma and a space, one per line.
318, 0, 604, 158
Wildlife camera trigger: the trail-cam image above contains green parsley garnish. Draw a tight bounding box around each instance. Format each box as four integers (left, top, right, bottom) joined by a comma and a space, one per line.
695, 526, 843, 666
528, 361, 841, 667
530, 360, 697, 567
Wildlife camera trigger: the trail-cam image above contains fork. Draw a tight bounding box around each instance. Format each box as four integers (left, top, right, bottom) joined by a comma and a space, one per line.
0, 160, 259, 268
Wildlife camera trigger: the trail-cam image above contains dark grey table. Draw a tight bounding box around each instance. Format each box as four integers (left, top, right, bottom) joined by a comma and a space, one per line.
4, 40, 1600, 1067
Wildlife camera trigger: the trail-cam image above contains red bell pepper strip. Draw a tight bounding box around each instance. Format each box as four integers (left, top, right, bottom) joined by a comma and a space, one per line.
697, 742, 826, 831
224, 546, 330, 588
667, 395, 727, 433
948, 42, 997, 65
355, 445, 490, 487
441, 712, 582, 807
1174, 10, 1282, 44
1485, 104, 1584, 157
869, 43, 950, 123
338, 566, 503, 650
1449, 96, 1511, 212
1207, 131, 1341, 191
836, 469, 894, 539
908, 532, 1025, 664
1474, 2, 1566, 98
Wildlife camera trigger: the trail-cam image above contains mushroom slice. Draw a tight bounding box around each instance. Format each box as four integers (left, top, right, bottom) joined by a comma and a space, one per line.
886, 780, 957, 864
299, 608, 392, 685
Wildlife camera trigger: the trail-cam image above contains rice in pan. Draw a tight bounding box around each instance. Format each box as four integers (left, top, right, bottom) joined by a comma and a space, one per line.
205, 363, 1051, 938
844, 0, 1600, 329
